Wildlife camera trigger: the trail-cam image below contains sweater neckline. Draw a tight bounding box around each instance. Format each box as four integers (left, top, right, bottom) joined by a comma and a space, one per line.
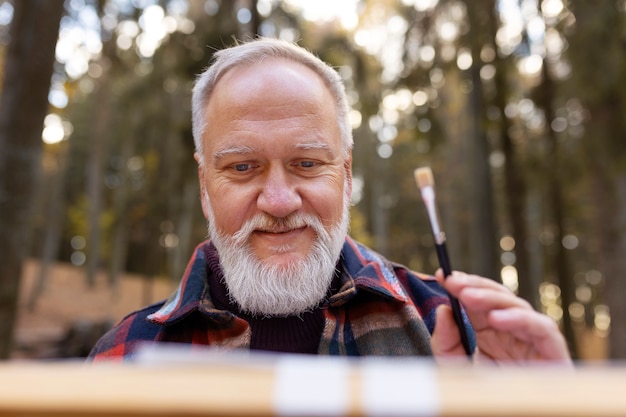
203, 243, 327, 354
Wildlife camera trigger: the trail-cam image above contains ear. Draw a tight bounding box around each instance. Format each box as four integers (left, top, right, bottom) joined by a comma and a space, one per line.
194, 152, 211, 220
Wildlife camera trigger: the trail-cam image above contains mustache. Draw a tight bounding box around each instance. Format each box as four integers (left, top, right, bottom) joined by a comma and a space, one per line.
231, 213, 327, 245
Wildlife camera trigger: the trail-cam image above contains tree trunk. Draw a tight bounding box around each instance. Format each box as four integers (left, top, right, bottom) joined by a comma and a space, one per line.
107, 131, 134, 296
0, 0, 64, 359
437, 69, 471, 272
565, 0, 626, 359
84, 37, 118, 288
580, 85, 626, 359
26, 142, 70, 310
538, 62, 578, 359
172, 180, 197, 282
608, 176, 626, 358
465, 0, 499, 281
489, 4, 536, 307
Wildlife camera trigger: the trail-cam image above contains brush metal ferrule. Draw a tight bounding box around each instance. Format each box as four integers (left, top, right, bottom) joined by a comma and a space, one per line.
433, 230, 446, 245
420, 186, 446, 245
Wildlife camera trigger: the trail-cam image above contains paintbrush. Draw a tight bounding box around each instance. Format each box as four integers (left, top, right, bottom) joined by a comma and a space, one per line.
414, 166, 472, 357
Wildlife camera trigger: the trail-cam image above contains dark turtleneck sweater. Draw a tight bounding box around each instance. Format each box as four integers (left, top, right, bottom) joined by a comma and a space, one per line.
204, 244, 333, 354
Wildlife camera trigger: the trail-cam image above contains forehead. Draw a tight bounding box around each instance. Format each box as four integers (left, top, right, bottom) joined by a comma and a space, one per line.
207, 58, 335, 118
202, 58, 342, 155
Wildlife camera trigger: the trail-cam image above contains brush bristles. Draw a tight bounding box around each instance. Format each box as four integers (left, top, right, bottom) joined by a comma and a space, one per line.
414, 167, 435, 190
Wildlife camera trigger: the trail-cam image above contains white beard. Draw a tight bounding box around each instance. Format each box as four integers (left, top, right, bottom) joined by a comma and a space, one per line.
205, 197, 350, 317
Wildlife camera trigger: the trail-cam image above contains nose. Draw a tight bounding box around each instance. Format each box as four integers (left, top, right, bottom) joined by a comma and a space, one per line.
257, 166, 302, 218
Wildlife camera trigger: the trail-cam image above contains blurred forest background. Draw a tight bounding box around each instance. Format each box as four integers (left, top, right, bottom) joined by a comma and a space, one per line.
1, 0, 625, 360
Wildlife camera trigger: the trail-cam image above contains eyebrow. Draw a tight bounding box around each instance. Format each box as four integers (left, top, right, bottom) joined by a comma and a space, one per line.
212, 145, 257, 162
294, 142, 332, 152
294, 142, 335, 159
212, 141, 334, 163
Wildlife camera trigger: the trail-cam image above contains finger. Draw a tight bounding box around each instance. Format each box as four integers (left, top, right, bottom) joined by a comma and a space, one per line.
436, 269, 516, 295
455, 289, 530, 333
489, 308, 556, 339
431, 305, 469, 360
436, 273, 533, 334
434, 269, 531, 313
488, 308, 571, 362
458, 286, 532, 314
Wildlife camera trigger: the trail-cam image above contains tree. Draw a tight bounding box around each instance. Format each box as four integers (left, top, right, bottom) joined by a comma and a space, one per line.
490, 3, 535, 307
565, 0, 626, 359
0, 0, 65, 358
463, 0, 500, 281
534, 60, 578, 358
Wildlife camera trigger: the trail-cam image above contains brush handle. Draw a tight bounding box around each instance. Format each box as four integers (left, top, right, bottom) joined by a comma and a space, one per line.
435, 242, 473, 357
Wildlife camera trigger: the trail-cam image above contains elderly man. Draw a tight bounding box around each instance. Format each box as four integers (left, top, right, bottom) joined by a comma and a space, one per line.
88, 38, 571, 363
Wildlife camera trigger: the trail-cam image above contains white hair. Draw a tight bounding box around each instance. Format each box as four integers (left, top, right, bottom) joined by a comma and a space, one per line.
203, 188, 351, 317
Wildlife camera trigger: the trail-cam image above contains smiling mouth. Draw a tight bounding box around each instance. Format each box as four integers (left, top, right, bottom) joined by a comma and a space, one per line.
249, 224, 314, 256
256, 226, 307, 235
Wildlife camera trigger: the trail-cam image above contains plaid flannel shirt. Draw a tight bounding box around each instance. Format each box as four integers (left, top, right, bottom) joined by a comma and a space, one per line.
87, 237, 475, 361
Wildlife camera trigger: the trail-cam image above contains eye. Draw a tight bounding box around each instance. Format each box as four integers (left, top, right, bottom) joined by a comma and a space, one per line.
291, 159, 324, 175
299, 160, 316, 168
233, 163, 251, 172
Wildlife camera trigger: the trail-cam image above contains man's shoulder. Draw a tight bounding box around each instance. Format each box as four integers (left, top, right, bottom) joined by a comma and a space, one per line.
340, 237, 453, 337
342, 236, 444, 300
343, 236, 436, 281
87, 241, 213, 361
86, 301, 166, 362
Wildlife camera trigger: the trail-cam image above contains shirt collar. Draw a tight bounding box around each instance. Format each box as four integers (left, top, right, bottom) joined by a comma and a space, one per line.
334, 236, 409, 304
147, 237, 408, 326
146, 241, 232, 325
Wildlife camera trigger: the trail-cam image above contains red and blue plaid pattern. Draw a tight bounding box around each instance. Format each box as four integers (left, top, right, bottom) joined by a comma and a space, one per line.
87, 237, 475, 361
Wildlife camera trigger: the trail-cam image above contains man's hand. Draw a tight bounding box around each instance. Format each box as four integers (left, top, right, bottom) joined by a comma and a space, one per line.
431, 270, 572, 365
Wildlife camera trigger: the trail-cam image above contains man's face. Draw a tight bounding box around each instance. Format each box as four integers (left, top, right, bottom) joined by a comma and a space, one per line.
197, 58, 352, 271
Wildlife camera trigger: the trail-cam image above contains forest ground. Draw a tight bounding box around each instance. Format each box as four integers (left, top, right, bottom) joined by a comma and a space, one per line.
12, 259, 608, 361
13, 259, 174, 359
